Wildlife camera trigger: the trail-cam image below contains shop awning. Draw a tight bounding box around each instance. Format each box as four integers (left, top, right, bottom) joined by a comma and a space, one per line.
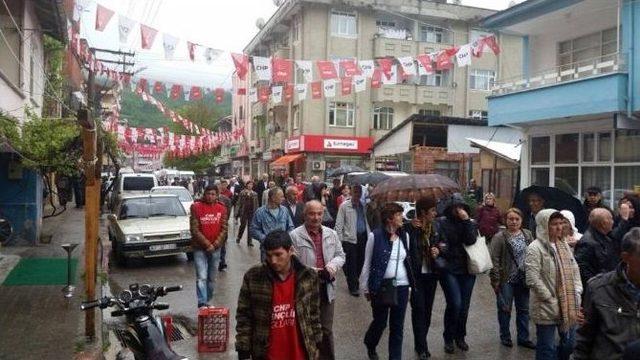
269, 153, 303, 168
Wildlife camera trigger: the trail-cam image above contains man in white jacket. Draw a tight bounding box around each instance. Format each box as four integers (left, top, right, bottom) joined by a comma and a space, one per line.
290, 200, 346, 360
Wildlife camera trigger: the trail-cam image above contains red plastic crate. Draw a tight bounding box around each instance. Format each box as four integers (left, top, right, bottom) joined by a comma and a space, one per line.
197, 307, 229, 353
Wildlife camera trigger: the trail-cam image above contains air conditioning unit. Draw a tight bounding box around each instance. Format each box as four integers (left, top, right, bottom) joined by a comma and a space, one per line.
312, 161, 326, 171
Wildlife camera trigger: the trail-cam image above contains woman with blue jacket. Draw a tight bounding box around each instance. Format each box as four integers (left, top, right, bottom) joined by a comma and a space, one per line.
360, 202, 416, 360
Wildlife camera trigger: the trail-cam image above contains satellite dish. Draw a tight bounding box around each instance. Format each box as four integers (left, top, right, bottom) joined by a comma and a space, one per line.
273, 0, 283, 6
256, 18, 266, 29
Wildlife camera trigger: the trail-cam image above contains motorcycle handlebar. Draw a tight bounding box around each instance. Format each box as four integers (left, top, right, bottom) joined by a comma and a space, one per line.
154, 303, 170, 310
81, 297, 108, 310
164, 285, 182, 293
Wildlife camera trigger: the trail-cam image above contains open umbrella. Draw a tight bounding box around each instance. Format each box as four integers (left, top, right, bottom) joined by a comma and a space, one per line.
347, 172, 392, 186
326, 165, 365, 177
514, 185, 587, 232
369, 174, 460, 203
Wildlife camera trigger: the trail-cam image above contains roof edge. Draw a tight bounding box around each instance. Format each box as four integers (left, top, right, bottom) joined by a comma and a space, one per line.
481, 0, 583, 30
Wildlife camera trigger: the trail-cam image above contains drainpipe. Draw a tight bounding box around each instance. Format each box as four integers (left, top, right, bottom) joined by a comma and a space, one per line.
627, 0, 634, 117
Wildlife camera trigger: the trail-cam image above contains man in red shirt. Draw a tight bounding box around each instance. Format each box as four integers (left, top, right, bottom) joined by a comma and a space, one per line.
294, 173, 306, 203
190, 185, 228, 308
236, 230, 322, 360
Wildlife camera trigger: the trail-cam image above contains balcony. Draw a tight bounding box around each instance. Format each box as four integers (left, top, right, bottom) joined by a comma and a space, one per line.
371, 84, 416, 103
373, 37, 416, 58
268, 131, 286, 151
415, 86, 453, 106
488, 53, 627, 126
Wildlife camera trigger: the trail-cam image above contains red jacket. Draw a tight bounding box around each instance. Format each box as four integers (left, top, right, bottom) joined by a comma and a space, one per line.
476, 205, 502, 238
190, 201, 228, 250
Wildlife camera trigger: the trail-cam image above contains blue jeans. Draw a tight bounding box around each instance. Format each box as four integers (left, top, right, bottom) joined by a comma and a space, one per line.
219, 243, 227, 267
439, 272, 476, 343
194, 249, 221, 306
535, 324, 576, 360
496, 281, 531, 343
411, 273, 439, 354
364, 285, 409, 360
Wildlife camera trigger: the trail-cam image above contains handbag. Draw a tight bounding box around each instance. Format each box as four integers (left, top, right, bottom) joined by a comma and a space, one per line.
464, 234, 493, 274
376, 239, 402, 307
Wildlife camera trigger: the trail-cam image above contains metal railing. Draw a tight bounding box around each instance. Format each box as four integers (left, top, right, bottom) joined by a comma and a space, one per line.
491, 52, 626, 96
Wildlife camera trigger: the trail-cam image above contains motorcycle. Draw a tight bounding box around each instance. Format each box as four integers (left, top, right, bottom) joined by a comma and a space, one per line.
81, 283, 187, 360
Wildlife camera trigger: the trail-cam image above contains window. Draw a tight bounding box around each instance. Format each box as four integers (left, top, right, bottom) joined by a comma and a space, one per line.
376, 19, 396, 28
434, 161, 460, 183
558, 27, 618, 71
531, 136, 550, 165
412, 125, 447, 147
0, 0, 23, 87
331, 11, 357, 37
372, 107, 394, 130
292, 106, 300, 130
329, 102, 355, 127
419, 70, 446, 87
531, 168, 550, 186
615, 129, 640, 162
419, 25, 449, 44
239, 106, 244, 120
555, 167, 579, 196
469, 69, 495, 91
555, 133, 579, 164
469, 110, 488, 120
419, 109, 441, 116
470, 30, 492, 53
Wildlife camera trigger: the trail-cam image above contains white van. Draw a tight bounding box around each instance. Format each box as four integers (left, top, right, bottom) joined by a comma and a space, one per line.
109, 173, 159, 211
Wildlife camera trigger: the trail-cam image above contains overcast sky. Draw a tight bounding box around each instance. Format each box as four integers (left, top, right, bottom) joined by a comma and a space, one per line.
83, 0, 514, 89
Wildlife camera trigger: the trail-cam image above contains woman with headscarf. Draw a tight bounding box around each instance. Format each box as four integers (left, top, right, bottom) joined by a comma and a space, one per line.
525, 209, 582, 360
560, 210, 582, 248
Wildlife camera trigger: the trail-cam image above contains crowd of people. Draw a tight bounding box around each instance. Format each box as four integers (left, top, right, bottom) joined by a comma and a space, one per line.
187, 172, 640, 360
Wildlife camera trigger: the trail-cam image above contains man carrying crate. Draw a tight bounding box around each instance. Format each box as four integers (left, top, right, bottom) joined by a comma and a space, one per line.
236, 230, 322, 360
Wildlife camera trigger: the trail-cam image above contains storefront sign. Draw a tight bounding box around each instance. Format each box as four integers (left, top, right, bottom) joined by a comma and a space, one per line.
262, 152, 272, 160
286, 138, 300, 151
324, 138, 358, 150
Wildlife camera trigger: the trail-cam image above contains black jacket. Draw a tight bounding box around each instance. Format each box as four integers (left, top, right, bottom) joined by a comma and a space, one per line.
404, 221, 440, 278
283, 200, 305, 228
573, 263, 640, 360
255, 180, 269, 206
435, 216, 478, 275
575, 226, 621, 290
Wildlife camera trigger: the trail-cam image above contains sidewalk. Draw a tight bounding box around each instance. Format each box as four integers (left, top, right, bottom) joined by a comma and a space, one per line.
0, 206, 104, 360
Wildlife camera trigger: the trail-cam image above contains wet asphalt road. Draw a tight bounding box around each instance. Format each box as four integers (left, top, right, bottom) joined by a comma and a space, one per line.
105, 217, 538, 360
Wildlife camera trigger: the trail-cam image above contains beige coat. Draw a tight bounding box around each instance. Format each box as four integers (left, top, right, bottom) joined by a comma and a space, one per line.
525, 209, 582, 325
335, 200, 371, 244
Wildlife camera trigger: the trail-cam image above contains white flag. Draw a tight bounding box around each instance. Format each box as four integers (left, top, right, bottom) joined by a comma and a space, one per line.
353, 75, 367, 93
382, 65, 398, 85
163, 34, 179, 60
205, 48, 223, 64
253, 56, 272, 81
359, 60, 375, 78
73, 0, 91, 21
323, 79, 336, 98
271, 85, 283, 103
397, 56, 417, 76
295, 84, 307, 101
118, 15, 136, 44
456, 44, 472, 67
295, 60, 313, 83
249, 88, 258, 102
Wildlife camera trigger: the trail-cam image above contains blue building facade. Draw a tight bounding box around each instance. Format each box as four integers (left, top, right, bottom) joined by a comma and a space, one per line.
482, 0, 640, 206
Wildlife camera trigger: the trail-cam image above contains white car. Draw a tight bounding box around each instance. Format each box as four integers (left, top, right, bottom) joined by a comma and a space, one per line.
109, 173, 159, 211
151, 186, 194, 214
395, 201, 416, 222
107, 194, 192, 266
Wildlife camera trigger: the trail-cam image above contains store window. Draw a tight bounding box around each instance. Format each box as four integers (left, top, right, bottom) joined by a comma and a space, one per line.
373, 107, 394, 130
531, 168, 550, 187
434, 161, 460, 183
555, 133, 579, 164
331, 11, 357, 38
531, 136, 550, 165
469, 69, 495, 91
555, 167, 579, 196
598, 132, 612, 161
328, 102, 355, 127
614, 166, 640, 205
582, 166, 611, 198
615, 129, 640, 162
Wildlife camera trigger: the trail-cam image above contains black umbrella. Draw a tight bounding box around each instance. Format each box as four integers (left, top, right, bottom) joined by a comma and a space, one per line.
514, 185, 587, 232
347, 172, 392, 186
326, 165, 365, 177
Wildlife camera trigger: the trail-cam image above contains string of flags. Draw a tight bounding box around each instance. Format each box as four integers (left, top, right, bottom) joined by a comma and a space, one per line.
132, 78, 226, 104
231, 35, 500, 103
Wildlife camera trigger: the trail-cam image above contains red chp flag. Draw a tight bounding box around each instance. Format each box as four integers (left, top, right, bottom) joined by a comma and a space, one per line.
215, 88, 225, 103
310, 81, 323, 99
435, 48, 458, 70
136, 78, 149, 93
258, 86, 270, 103
140, 24, 158, 49
484, 35, 501, 55
153, 81, 164, 95
341, 77, 352, 96
316, 61, 338, 80
95, 4, 114, 31
272, 58, 293, 83
284, 83, 294, 102
189, 86, 203, 101
377, 58, 394, 80
371, 68, 382, 89
340, 59, 361, 77
170, 84, 183, 100
416, 54, 435, 75
231, 53, 249, 80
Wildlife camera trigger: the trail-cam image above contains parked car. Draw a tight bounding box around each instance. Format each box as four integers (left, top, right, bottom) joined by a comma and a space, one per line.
109, 173, 158, 211
107, 194, 192, 266
395, 201, 416, 222
150, 186, 194, 214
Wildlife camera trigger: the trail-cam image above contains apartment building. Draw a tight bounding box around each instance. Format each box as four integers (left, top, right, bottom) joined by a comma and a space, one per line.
232, 0, 523, 178
483, 0, 640, 207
